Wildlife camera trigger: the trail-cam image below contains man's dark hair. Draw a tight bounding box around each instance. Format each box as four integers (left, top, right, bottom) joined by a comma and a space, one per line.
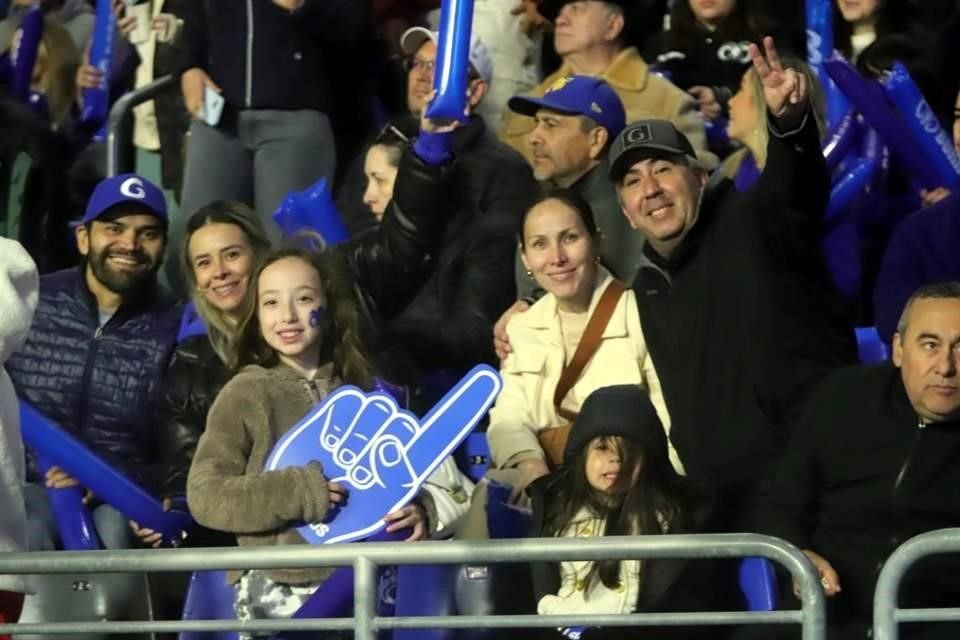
896, 281, 960, 335
576, 115, 616, 155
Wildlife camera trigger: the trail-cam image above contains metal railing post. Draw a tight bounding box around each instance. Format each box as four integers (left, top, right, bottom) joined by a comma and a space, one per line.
354, 556, 378, 640
106, 74, 176, 177
874, 528, 960, 640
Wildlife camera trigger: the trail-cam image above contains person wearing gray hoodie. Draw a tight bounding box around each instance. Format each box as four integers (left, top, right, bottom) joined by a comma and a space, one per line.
0, 237, 39, 632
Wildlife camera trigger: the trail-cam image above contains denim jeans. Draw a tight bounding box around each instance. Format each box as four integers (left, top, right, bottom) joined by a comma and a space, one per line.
167, 109, 337, 296
22, 483, 136, 551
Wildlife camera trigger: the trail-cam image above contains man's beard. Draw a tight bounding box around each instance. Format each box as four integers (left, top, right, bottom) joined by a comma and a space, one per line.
87, 246, 161, 295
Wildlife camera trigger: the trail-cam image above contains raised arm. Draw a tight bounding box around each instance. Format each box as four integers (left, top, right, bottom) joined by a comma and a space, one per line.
748, 37, 830, 250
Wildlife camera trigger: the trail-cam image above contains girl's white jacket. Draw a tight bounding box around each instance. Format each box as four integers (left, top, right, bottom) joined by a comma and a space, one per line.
0, 238, 38, 594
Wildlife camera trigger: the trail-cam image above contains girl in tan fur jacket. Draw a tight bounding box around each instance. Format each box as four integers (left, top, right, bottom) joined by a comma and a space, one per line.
187, 249, 472, 636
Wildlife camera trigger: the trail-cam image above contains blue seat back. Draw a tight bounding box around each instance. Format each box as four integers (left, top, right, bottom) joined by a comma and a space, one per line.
455, 432, 492, 484
738, 557, 779, 612
179, 570, 238, 640
856, 326, 889, 364
392, 564, 459, 640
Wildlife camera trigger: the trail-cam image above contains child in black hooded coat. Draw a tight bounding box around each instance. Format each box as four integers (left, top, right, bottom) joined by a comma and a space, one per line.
527, 384, 733, 639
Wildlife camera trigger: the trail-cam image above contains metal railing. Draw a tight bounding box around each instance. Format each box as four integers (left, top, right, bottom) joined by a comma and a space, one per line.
106, 74, 176, 177
0, 533, 826, 639
873, 528, 960, 640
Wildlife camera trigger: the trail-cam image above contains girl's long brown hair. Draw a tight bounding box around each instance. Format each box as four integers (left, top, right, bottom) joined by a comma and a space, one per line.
541, 436, 696, 593
230, 248, 376, 389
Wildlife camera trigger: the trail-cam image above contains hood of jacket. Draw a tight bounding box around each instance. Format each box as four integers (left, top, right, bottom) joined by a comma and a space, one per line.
0, 238, 38, 364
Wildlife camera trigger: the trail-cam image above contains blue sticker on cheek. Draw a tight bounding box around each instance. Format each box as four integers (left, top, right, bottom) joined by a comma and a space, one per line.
309, 307, 326, 328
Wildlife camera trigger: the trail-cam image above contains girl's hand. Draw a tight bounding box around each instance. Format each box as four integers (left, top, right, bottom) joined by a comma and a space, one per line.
328, 481, 348, 507
383, 503, 426, 541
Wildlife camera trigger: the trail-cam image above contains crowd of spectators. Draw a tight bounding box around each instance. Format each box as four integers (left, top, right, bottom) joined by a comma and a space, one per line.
1, 1, 960, 639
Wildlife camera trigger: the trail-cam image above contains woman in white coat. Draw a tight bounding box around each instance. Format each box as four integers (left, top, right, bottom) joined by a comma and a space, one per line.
486, 189, 679, 500
0, 237, 39, 633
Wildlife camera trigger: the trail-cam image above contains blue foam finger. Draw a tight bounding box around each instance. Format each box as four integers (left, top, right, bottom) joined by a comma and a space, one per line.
20, 402, 193, 544
9, 5, 43, 103
883, 62, 960, 189
80, 0, 114, 128
265, 365, 502, 545
425, 0, 475, 122
406, 366, 502, 471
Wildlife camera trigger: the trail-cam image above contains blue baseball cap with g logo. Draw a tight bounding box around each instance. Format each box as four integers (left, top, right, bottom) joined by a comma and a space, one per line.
507, 75, 627, 138
82, 174, 167, 224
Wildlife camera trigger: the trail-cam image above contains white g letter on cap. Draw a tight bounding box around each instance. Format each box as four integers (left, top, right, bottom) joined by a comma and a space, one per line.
120, 177, 147, 199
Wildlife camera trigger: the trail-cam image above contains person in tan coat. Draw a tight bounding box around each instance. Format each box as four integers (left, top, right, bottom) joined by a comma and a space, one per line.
499, 0, 715, 169
485, 190, 679, 502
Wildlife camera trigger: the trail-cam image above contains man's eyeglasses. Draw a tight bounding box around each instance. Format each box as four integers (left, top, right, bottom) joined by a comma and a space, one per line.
405, 57, 436, 74
403, 56, 481, 82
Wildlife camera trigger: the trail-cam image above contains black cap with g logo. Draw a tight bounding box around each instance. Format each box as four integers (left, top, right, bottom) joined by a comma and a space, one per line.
608, 119, 697, 183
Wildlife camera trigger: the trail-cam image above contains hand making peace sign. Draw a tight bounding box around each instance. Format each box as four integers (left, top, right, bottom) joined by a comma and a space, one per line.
748, 36, 808, 122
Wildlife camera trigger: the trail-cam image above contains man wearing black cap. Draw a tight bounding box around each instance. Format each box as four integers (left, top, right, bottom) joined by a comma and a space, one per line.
499, 0, 714, 170
7, 174, 181, 550
607, 38, 856, 521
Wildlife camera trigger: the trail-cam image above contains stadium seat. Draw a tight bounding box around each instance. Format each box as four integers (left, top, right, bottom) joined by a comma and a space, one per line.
856, 326, 890, 364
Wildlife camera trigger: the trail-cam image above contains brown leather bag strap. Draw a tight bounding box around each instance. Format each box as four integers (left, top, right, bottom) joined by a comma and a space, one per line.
553, 279, 627, 420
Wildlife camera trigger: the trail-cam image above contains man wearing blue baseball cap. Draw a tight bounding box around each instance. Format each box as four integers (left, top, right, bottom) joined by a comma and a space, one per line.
494, 75, 647, 343
7, 173, 181, 551
499, 0, 714, 170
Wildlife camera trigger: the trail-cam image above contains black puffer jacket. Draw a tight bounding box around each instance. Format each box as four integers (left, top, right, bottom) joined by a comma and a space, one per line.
6, 268, 181, 489
156, 335, 227, 499
156, 144, 454, 499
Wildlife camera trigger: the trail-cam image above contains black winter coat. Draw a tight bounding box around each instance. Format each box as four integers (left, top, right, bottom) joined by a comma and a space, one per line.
632, 113, 857, 513
6, 268, 181, 490
376, 116, 538, 380
176, 0, 370, 115
156, 144, 454, 500
756, 363, 960, 632
646, 21, 754, 101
